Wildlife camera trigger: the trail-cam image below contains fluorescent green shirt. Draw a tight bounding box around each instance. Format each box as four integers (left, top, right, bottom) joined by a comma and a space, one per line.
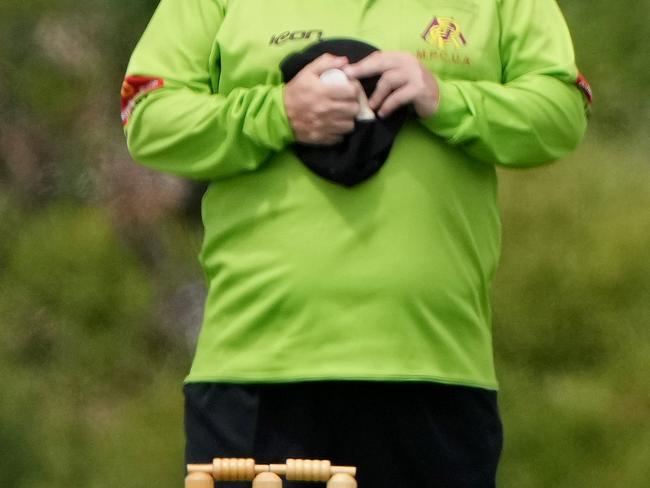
124, 0, 587, 390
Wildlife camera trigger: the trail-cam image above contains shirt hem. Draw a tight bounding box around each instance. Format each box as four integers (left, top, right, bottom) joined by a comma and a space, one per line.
183, 372, 499, 391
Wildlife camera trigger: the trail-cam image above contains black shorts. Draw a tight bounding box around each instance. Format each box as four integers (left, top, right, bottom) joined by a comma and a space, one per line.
184, 381, 502, 488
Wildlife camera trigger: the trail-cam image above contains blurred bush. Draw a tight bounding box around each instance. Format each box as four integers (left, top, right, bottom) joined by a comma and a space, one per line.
0, 0, 648, 487
0, 200, 193, 486
494, 135, 650, 487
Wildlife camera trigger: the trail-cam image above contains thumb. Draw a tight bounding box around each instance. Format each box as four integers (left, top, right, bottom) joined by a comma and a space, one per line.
304, 54, 349, 76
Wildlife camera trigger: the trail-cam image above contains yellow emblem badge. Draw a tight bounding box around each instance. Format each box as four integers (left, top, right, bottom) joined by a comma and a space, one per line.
422, 17, 467, 48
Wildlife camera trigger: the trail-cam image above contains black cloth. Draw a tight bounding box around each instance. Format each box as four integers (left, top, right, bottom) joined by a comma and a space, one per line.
184, 382, 503, 488
280, 38, 411, 187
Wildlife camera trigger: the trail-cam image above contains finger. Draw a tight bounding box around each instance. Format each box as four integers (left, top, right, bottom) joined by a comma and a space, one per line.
323, 82, 358, 101
377, 85, 417, 118
326, 118, 356, 135
327, 100, 361, 118
343, 52, 399, 79
369, 70, 408, 110
306, 54, 349, 76
349, 79, 365, 99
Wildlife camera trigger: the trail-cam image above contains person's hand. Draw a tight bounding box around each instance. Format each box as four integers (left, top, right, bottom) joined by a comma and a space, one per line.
342, 52, 440, 119
284, 54, 361, 145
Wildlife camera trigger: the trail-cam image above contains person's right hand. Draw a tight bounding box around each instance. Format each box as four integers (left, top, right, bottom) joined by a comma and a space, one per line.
283, 54, 361, 146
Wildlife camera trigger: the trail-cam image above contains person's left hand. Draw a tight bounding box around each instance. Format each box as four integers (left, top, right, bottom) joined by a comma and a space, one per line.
342, 51, 440, 119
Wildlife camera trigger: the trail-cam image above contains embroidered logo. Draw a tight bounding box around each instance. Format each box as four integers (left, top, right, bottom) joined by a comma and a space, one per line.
120, 76, 164, 126
269, 29, 323, 46
422, 17, 467, 48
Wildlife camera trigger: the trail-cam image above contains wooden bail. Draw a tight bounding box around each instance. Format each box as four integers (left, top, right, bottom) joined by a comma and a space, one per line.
185, 471, 213, 488
253, 472, 283, 488
327, 473, 358, 488
286, 459, 332, 481
212, 458, 256, 481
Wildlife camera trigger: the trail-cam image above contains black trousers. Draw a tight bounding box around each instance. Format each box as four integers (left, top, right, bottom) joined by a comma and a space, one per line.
184, 382, 502, 487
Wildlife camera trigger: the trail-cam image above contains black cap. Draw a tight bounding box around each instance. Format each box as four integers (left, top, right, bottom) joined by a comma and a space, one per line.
280, 38, 411, 187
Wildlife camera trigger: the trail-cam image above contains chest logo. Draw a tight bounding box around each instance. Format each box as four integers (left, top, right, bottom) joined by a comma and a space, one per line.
422, 17, 467, 48
270, 29, 323, 46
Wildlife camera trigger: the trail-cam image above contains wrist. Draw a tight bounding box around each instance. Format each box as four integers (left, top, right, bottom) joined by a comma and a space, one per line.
415, 74, 440, 118
278, 84, 297, 144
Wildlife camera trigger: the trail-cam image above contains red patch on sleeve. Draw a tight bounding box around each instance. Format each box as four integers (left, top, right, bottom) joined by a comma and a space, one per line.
576, 72, 593, 104
120, 76, 164, 126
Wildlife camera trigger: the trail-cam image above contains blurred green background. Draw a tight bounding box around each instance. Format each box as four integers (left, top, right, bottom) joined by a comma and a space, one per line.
1, 1, 648, 486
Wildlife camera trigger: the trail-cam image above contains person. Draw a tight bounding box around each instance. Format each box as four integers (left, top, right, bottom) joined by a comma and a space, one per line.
122, 0, 590, 486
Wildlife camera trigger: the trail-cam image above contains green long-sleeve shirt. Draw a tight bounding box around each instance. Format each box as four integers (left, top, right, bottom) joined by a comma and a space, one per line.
124, 0, 588, 389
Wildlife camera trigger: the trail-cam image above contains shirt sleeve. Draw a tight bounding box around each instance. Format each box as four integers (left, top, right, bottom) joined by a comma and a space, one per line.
122, 0, 295, 181
418, 0, 589, 168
